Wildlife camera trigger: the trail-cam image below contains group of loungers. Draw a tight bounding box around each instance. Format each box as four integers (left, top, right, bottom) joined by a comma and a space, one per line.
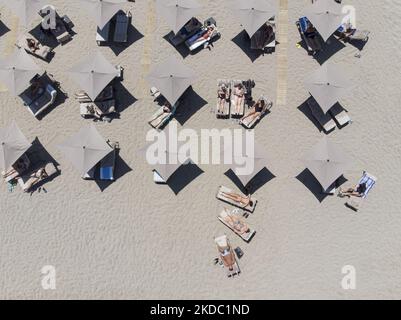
1, 153, 58, 193
169, 17, 220, 52
307, 97, 351, 133
217, 80, 273, 128
214, 186, 259, 278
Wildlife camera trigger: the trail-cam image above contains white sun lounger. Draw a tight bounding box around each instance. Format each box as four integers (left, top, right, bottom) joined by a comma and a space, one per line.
216, 186, 257, 213
346, 172, 377, 211
215, 235, 240, 278
307, 97, 336, 133
230, 80, 246, 117
216, 80, 230, 118
148, 101, 179, 130
240, 96, 273, 129
329, 104, 351, 127
218, 209, 256, 242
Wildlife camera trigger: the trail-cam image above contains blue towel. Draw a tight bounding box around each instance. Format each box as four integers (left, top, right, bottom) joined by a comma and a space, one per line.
100, 166, 114, 181
359, 173, 376, 198
299, 17, 309, 33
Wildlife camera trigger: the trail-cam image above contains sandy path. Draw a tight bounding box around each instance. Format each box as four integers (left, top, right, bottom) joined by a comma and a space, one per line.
276, 0, 289, 107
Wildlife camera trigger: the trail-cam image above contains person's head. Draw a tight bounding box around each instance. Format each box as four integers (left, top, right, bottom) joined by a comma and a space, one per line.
357, 183, 367, 194
259, 99, 266, 108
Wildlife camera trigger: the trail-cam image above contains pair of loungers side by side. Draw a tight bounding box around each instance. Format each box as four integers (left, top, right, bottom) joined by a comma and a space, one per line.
307, 97, 351, 134
83, 142, 119, 181
344, 172, 377, 211
148, 87, 180, 130
97, 11, 131, 45
19, 72, 58, 118
214, 235, 240, 278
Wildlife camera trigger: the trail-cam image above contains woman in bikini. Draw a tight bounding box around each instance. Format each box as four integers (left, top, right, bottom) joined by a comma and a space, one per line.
223, 209, 250, 235
240, 99, 267, 126
338, 183, 367, 198
217, 84, 229, 114
221, 190, 253, 208
149, 102, 172, 128
232, 84, 245, 115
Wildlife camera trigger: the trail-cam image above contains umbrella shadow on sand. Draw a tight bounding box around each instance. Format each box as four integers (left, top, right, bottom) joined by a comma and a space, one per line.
232, 30, 266, 63
167, 163, 204, 195
0, 20, 10, 38
95, 151, 133, 192
175, 87, 208, 125
224, 167, 276, 194
297, 35, 345, 65
113, 80, 138, 115
109, 24, 144, 56
163, 32, 190, 59
25, 137, 61, 193
296, 169, 348, 203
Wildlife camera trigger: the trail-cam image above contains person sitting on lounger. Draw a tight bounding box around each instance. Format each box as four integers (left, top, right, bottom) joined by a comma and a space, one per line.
338, 183, 367, 198
232, 84, 245, 114
239, 99, 266, 125
149, 102, 172, 128
217, 84, 229, 114
221, 190, 253, 208
27, 38, 40, 52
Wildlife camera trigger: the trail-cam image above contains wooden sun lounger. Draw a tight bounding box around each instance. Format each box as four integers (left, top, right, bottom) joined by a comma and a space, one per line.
230, 80, 246, 117
329, 104, 351, 127
346, 172, 377, 211
215, 235, 240, 278
218, 209, 256, 242
216, 186, 257, 213
18, 162, 58, 192
216, 80, 230, 118
307, 97, 336, 133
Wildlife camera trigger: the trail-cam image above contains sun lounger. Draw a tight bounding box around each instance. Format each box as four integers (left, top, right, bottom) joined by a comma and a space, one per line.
230, 81, 246, 117
185, 18, 220, 51
100, 142, 118, 181
19, 73, 58, 118
18, 162, 58, 192
216, 80, 231, 118
240, 96, 273, 129
250, 19, 276, 52
113, 11, 131, 43
80, 100, 116, 119
216, 186, 257, 213
2, 154, 31, 183
215, 235, 240, 277
307, 97, 336, 133
296, 17, 323, 55
346, 172, 377, 211
329, 104, 351, 127
148, 101, 179, 130
169, 17, 203, 47
218, 209, 256, 242
16, 34, 53, 60
97, 21, 111, 45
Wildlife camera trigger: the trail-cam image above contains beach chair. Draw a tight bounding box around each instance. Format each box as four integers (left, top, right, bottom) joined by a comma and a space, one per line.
15, 34, 53, 60
2, 154, 31, 183
307, 97, 336, 133
230, 81, 246, 117
113, 11, 131, 43
218, 208, 256, 242
100, 142, 118, 181
215, 235, 240, 278
97, 21, 111, 45
19, 73, 58, 118
346, 172, 377, 211
216, 80, 231, 118
250, 19, 276, 53
17, 162, 58, 192
296, 17, 323, 55
216, 186, 257, 213
169, 17, 203, 47
148, 101, 179, 130
185, 18, 220, 51
240, 96, 273, 129
329, 104, 351, 127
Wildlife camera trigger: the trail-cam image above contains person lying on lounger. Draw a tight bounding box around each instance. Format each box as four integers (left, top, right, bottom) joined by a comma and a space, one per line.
218, 246, 236, 271
217, 84, 229, 114
239, 99, 267, 125
27, 38, 40, 52
192, 26, 215, 45
221, 190, 253, 208
149, 102, 172, 128
232, 84, 245, 114
338, 183, 367, 198
222, 209, 250, 235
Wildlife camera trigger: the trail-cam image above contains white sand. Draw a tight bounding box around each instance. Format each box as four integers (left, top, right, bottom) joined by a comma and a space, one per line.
1, 0, 401, 299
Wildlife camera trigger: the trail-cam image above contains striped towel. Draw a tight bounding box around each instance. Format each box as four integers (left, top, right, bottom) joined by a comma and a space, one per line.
359, 172, 377, 198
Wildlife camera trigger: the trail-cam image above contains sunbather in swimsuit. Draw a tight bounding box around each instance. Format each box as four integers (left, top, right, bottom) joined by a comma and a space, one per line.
219, 247, 235, 271
240, 99, 266, 125
338, 183, 367, 198
232, 84, 245, 114
27, 38, 40, 52
149, 102, 172, 128
223, 209, 250, 235
192, 26, 214, 45
221, 191, 253, 208
217, 84, 229, 114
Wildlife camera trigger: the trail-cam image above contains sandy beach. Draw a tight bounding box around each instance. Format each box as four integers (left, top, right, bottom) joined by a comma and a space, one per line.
1, 0, 401, 299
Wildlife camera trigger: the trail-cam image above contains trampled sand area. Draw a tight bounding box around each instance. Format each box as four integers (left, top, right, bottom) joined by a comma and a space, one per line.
1, 0, 401, 299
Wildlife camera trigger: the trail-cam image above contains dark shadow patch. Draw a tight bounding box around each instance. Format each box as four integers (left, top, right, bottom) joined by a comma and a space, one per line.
167, 163, 204, 195
313, 36, 346, 65
347, 38, 369, 51
95, 151, 133, 192
0, 20, 11, 37
113, 81, 137, 115
163, 32, 190, 58
29, 24, 60, 49
175, 87, 208, 125
109, 23, 144, 56
296, 169, 348, 203
224, 167, 275, 195
297, 99, 326, 133
231, 30, 264, 62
